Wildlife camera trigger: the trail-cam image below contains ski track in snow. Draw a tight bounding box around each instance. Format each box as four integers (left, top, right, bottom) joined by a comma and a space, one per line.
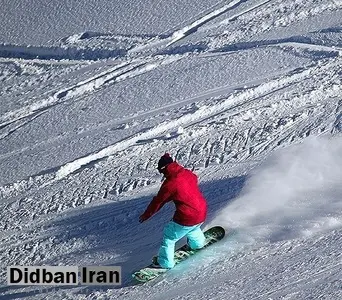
1, 0, 342, 299
33, 57, 342, 184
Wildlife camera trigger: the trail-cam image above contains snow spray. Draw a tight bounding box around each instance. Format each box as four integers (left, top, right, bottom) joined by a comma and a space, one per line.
211, 136, 342, 242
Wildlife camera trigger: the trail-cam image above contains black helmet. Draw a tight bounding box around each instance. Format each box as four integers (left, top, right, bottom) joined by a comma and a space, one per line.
157, 153, 173, 173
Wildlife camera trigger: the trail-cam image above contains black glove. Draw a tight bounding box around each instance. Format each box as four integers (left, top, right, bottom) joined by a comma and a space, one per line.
139, 214, 148, 223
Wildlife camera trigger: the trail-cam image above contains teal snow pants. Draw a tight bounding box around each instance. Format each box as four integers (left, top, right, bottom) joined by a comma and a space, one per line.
158, 221, 206, 269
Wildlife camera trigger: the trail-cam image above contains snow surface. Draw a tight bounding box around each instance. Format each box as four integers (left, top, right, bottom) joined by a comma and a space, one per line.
0, 0, 342, 299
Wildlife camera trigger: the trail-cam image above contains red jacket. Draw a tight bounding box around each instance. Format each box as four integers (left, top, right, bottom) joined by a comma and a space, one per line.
141, 162, 207, 226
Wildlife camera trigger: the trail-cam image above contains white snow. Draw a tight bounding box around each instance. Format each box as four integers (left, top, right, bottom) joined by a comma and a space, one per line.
0, 0, 341, 299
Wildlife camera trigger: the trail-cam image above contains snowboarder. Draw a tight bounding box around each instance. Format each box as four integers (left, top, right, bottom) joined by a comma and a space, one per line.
139, 153, 208, 269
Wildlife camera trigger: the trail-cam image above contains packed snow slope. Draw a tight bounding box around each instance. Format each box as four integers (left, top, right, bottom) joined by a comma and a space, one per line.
0, 0, 342, 299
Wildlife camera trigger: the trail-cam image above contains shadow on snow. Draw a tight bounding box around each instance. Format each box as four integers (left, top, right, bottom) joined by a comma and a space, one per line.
0, 175, 246, 299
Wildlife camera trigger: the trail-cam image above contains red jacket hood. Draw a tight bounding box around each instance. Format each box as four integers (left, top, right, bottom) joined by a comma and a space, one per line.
163, 161, 183, 178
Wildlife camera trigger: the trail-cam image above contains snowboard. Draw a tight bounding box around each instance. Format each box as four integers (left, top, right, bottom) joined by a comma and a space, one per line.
132, 226, 225, 283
